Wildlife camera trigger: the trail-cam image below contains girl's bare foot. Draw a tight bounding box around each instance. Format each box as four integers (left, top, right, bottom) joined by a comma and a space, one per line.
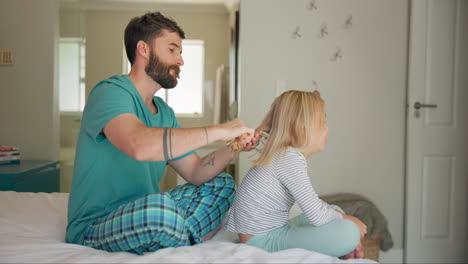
341, 250, 355, 259
354, 247, 365, 258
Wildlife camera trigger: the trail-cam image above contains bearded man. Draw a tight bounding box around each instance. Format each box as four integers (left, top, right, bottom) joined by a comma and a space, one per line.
66, 12, 259, 254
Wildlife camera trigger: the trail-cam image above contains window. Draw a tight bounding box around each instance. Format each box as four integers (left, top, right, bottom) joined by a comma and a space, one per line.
125, 39, 204, 117
59, 38, 85, 112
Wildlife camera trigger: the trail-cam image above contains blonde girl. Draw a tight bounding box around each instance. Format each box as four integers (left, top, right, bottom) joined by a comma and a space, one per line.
224, 90, 367, 258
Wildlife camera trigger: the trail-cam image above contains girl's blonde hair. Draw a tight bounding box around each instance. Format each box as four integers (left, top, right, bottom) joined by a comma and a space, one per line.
253, 90, 326, 167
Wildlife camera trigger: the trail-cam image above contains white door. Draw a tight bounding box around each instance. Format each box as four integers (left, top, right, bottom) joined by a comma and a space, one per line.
406, 0, 468, 263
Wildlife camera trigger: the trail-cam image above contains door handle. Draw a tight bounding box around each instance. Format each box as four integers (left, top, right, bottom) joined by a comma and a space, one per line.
414, 102, 437, 110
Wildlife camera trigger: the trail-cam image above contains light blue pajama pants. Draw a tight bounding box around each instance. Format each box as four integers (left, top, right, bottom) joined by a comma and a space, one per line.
82, 173, 235, 255
246, 207, 361, 257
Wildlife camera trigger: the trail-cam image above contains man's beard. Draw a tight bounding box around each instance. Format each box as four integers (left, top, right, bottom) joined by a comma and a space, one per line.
145, 51, 180, 89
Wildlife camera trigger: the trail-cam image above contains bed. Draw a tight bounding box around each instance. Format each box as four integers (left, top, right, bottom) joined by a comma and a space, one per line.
0, 191, 377, 263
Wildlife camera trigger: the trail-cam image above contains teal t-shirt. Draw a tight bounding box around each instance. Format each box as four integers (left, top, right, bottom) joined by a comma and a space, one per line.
66, 75, 194, 244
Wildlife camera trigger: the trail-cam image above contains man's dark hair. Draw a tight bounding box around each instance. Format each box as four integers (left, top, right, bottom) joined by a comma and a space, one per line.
124, 12, 185, 65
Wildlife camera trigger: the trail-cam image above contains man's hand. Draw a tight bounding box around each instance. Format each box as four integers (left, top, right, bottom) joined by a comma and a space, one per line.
216, 119, 255, 143
226, 130, 263, 155
240, 130, 263, 152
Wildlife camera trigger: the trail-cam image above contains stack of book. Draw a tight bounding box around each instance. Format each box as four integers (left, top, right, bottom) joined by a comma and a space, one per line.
0, 146, 21, 165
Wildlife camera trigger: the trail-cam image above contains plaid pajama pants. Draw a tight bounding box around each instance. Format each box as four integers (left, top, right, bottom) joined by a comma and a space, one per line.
82, 173, 236, 255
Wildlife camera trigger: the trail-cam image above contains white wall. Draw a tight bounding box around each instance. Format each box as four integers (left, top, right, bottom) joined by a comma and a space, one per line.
238, 0, 408, 253
60, 7, 84, 38
0, 0, 59, 161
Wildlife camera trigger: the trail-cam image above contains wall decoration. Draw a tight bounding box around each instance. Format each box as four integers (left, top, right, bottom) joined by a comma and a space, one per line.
290, 1, 355, 62
291, 26, 302, 39
344, 15, 353, 29
307, 0, 318, 11
331, 47, 343, 61
319, 23, 329, 38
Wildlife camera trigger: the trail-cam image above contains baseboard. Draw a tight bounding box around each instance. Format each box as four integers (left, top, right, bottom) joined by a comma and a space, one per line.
379, 248, 404, 263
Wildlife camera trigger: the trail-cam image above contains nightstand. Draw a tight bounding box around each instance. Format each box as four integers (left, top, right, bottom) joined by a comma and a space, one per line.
0, 160, 60, 192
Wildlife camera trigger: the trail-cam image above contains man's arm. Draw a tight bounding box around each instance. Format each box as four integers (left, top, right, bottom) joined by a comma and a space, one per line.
103, 113, 254, 162
168, 132, 262, 186
167, 146, 232, 186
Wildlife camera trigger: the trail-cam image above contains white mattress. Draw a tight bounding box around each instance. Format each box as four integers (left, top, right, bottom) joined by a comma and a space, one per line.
0, 191, 377, 263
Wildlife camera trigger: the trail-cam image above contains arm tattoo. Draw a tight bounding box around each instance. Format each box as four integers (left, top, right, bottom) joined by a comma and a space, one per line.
163, 127, 174, 160
169, 128, 173, 159
201, 152, 216, 166
203, 127, 208, 145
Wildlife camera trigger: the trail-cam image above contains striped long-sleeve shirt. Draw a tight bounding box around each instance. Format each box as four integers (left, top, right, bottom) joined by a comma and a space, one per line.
224, 147, 342, 235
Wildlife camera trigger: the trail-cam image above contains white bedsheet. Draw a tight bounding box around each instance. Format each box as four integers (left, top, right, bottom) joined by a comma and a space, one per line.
0, 191, 377, 263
